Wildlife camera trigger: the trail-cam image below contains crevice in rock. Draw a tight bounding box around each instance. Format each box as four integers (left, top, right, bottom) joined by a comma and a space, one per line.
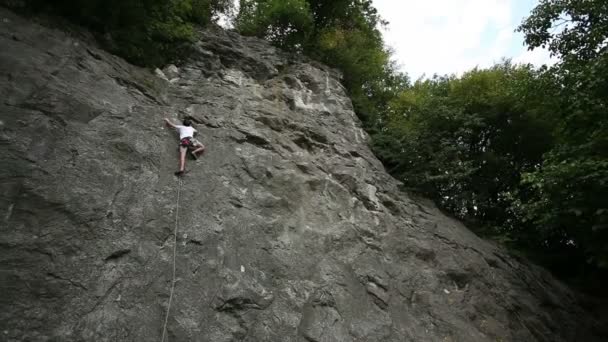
86, 48, 103, 61
293, 135, 315, 152
485, 257, 501, 269
46, 272, 88, 290
232, 130, 273, 150
104, 249, 131, 262
187, 239, 204, 247
366, 282, 389, 310
215, 297, 263, 312
492, 252, 515, 269
444, 270, 472, 290
85, 279, 120, 317
414, 248, 437, 264
244, 134, 272, 148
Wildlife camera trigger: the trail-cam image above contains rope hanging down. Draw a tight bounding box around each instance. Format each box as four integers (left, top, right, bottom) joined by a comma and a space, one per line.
161, 177, 182, 342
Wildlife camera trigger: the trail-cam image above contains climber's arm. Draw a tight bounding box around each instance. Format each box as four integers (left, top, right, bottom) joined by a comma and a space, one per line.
164, 118, 178, 129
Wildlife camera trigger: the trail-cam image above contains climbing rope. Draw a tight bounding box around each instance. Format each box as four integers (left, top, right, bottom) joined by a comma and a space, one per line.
160, 177, 182, 342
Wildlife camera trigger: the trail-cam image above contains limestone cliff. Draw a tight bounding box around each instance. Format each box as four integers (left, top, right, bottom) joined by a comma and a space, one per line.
0, 8, 605, 342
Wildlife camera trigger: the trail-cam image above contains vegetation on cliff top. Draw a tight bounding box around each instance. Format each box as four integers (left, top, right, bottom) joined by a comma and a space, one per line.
7, 0, 233, 65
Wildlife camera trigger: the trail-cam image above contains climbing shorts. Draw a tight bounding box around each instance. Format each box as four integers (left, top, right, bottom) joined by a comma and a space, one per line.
179, 137, 194, 149
179, 137, 202, 150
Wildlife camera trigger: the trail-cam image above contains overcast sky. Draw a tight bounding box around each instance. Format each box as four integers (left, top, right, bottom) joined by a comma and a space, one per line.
373, 0, 556, 79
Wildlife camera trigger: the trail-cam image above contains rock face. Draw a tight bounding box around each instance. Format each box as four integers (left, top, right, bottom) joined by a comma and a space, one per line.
0, 8, 606, 342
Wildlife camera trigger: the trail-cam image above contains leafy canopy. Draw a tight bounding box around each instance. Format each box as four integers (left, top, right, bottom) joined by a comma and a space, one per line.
517, 0, 608, 275
11, 0, 234, 66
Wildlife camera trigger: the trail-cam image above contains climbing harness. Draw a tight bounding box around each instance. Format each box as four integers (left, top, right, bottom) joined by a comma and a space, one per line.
160, 177, 182, 342
179, 137, 195, 148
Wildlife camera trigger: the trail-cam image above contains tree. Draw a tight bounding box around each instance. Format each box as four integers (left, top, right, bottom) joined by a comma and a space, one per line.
236, 0, 313, 50
373, 63, 557, 238
518, 0, 608, 62
517, 0, 608, 275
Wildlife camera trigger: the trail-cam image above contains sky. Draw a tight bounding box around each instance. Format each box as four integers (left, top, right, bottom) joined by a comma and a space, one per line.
372, 0, 557, 79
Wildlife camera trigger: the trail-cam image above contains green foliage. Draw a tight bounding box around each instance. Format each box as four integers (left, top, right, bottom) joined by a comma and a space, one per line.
235, 0, 404, 123
373, 63, 556, 232
518, 0, 608, 62
15, 0, 233, 66
517, 0, 608, 275
518, 152, 608, 262
368, 1, 608, 286
236, 0, 313, 49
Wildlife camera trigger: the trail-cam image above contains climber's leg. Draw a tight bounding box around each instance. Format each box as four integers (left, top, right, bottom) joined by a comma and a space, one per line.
176, 146, 187, 175
192, 144, 205, 157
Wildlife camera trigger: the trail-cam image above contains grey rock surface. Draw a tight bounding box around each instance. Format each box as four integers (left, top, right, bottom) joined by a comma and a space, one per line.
0, 8, 606, 342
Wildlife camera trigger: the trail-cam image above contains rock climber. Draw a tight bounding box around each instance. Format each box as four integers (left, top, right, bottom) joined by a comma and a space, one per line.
164, 118, 205, 176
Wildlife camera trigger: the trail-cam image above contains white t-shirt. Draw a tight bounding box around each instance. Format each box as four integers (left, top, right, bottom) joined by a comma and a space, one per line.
176, 125, 197, 139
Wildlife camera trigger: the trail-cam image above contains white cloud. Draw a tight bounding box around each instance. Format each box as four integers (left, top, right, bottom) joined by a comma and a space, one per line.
373, 0, 552, 79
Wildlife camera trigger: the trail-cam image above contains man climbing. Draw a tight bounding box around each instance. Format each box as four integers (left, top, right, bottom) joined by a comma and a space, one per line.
164, 118, 205, 176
